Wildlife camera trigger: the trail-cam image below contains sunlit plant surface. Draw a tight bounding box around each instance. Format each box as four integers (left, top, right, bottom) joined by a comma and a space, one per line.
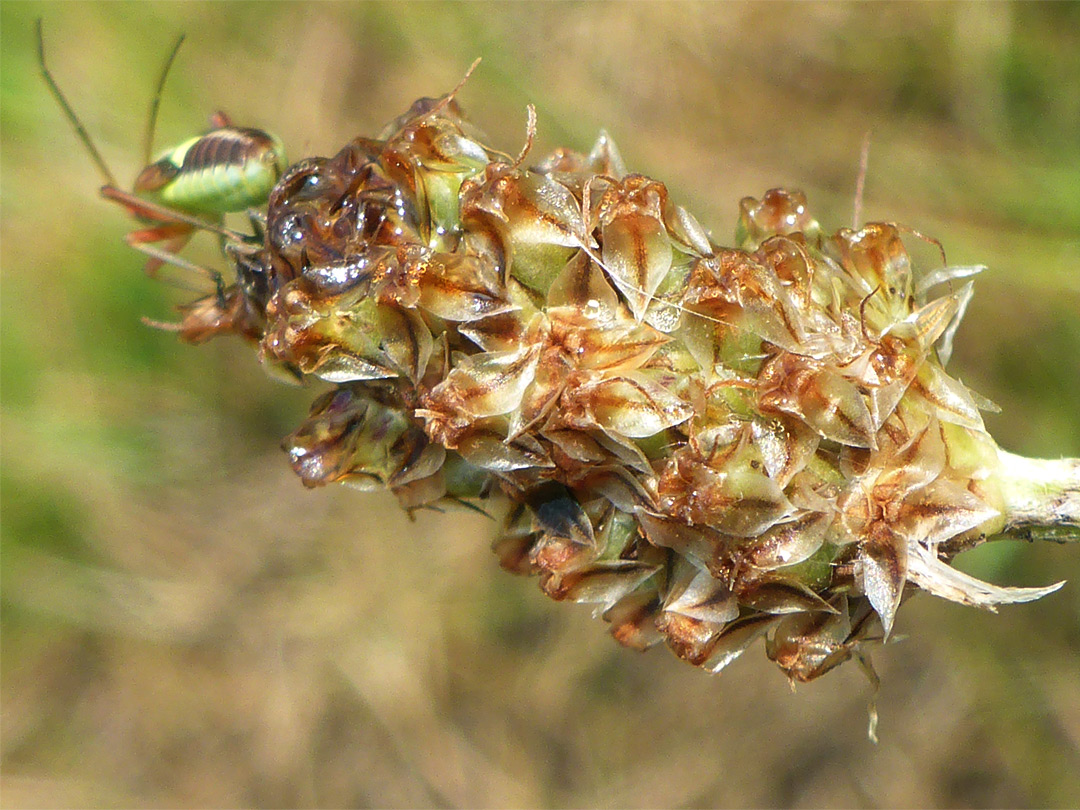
2, 4, 1078, 807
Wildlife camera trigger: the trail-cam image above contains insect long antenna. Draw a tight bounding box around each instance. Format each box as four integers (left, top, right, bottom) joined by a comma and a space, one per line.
36, 18, 119, 188
144, 33, 186, 167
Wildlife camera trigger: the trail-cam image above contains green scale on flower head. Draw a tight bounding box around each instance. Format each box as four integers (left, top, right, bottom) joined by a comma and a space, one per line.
115, 64, 1075, 689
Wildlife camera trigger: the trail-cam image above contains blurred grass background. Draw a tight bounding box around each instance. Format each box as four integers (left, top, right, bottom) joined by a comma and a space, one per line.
2, 2, 1079, 807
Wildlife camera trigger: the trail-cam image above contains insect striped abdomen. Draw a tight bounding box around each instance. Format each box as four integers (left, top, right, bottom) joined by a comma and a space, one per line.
136, 128, 288, 214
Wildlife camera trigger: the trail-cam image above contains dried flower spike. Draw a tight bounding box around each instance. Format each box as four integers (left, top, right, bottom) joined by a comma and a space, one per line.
122, 78, 1080, 684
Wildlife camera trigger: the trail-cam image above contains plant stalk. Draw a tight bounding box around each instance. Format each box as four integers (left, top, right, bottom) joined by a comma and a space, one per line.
997, 451, 1080, 543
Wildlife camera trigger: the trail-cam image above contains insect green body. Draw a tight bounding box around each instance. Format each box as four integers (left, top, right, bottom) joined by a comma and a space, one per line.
37, 19, 288, 278
135, 127, 289, 215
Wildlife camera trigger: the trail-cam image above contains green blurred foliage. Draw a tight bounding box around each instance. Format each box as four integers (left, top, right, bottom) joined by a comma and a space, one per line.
2, 2, 1078, 807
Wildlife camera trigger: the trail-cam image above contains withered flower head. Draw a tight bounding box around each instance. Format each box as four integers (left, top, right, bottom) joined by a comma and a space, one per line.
163, 82, 1074, 687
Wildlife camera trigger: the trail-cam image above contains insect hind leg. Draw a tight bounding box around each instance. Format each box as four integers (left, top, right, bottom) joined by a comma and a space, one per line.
125, 222, 193, 275
100, 186, 249, 243
128, 241, 228, 305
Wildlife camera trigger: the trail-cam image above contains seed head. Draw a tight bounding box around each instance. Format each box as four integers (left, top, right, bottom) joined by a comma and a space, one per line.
167, 87, 1065, 683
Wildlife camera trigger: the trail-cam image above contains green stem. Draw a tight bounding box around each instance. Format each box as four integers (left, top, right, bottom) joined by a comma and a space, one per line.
996, 451, 1080, 543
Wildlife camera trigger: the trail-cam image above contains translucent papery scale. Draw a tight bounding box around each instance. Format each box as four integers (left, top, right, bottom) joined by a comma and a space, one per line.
179, 95, 1060, 684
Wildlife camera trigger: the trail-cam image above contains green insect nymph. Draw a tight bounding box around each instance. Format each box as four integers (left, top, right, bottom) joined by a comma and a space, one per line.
136, 126, 290, 214
38, 19, 288, 276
